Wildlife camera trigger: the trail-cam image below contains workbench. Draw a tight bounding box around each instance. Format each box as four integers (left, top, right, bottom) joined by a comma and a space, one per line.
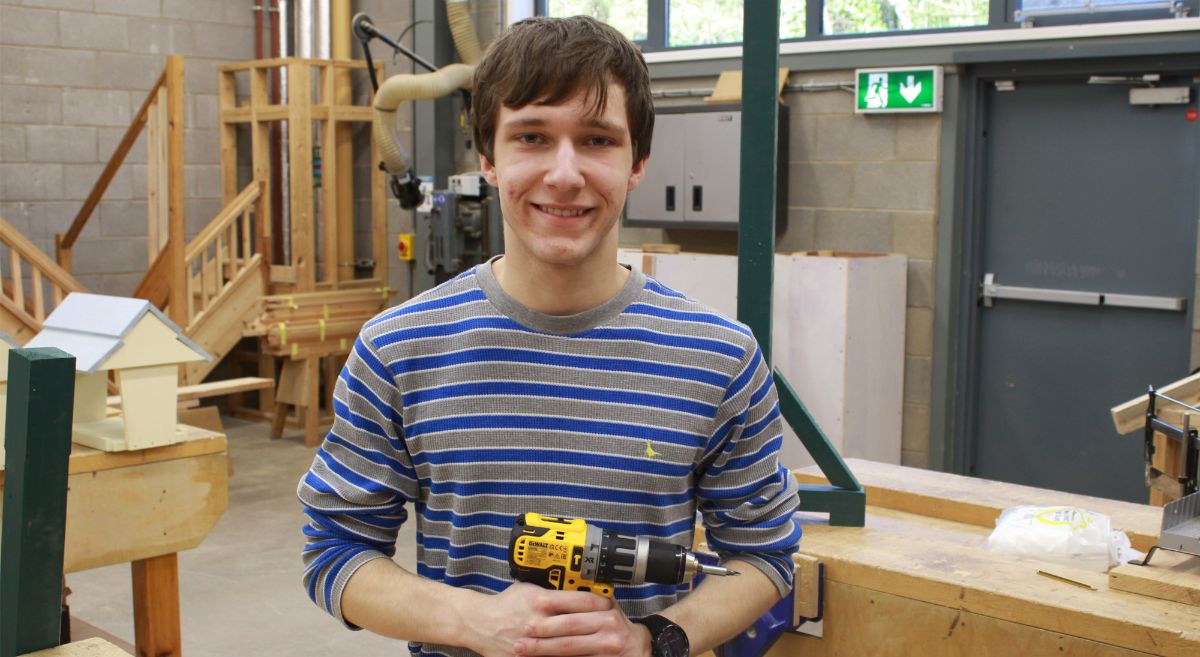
0, 426, 228, 657
773, 459, 1200, 656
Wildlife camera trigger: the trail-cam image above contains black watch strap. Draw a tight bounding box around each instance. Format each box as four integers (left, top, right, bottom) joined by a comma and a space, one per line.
635, 614, 674, 639
634, 614, 689, 657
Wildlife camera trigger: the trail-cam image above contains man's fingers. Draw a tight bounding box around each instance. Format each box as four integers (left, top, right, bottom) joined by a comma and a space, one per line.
531, 590, 614, 616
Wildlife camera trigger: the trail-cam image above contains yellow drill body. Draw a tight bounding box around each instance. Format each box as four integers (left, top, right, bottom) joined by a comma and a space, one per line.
508, 512, 737, 597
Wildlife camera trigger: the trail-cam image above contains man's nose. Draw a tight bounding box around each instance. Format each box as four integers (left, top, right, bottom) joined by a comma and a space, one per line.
544, 141, 585, 189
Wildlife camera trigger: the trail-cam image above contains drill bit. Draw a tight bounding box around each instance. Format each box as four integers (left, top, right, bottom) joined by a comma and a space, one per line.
697, 563, 740, 577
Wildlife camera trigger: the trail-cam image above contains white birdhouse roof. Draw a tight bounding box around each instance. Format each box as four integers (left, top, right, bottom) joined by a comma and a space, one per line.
25, 293, 212, 374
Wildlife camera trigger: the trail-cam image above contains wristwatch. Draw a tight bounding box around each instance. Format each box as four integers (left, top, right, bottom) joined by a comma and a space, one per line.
634, 614, 689, 657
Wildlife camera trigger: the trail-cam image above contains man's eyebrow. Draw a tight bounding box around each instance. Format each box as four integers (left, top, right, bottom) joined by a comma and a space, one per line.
499, 116, 624, 132
502, 117, 547, 129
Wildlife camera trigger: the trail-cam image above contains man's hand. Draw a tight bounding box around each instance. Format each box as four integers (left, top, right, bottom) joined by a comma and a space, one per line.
468, 583, 650, 657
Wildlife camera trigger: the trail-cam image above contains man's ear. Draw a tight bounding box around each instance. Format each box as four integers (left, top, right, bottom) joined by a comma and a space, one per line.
627, 155, 648, 192
480, 153, 498, 187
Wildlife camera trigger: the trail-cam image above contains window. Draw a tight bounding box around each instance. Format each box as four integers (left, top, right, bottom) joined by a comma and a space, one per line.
540, 0, 1196, 49
546, 0, 650, 41
667, 1, 806, 47
824, 0, 989, 35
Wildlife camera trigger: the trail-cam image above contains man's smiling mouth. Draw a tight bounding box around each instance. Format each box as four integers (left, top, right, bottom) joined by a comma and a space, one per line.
537, 205, 588, 218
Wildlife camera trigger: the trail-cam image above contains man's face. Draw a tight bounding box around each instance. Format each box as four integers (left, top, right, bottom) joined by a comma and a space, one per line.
481, 82, 647, 271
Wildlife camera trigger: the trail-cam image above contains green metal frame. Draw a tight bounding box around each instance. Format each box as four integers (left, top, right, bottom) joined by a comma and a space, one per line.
0, 348, 77, 657
737, 1, 865, 527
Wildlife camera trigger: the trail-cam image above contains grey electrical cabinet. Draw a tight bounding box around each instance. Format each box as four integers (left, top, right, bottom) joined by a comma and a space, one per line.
625, 104, 787, 230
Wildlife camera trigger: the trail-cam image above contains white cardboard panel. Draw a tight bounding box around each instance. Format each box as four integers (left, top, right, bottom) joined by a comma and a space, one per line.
622, 250, 907, 471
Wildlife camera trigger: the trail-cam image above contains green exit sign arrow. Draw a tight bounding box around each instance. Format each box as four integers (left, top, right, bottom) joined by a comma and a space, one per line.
856, 66, 943, 113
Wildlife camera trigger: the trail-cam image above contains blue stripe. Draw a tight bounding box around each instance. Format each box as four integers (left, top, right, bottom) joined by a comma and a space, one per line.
389, 347, 729, 388
417, 508, 696, 540
422, 447, 692, 477
705, 436, 783, 477
428, 479, 694, 507
349, 337, 394, 387
578, 327, 745, 359
366, 288, 486, 328
644, 277, 687, 299
404, 381, 716, 418
375, 316, 530, 345
625, 303, 750, 337
724, 349, 760, 402
405, 414, 703, 448
341, 370, 404, 429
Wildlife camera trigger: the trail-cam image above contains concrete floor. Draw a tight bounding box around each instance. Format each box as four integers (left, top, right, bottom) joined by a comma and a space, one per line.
66, 415, 418, 657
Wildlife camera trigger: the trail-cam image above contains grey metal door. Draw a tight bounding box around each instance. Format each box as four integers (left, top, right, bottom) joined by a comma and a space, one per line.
970, 76, 1198, 502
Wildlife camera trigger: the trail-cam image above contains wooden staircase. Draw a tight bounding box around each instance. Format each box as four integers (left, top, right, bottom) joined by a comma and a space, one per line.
0, 215, 88, 342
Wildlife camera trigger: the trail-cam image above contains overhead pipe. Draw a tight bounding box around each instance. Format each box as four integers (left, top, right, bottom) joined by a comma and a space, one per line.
365, 1, 483, 207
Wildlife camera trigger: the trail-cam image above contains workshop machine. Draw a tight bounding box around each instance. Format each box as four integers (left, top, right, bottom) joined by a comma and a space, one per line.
1132, 388, 1200, 566
417, 173, 503, 284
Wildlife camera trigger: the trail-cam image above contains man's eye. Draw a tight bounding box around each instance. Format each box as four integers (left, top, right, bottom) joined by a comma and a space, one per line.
516, 133, 543, 144
586, 136, 614, 147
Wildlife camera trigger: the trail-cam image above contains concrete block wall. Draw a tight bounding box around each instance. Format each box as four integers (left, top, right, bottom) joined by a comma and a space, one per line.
0, 0, 255, 295
627, 70, 940, 468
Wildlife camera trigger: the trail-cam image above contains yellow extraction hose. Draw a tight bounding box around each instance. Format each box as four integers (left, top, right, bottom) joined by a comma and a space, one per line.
373, 63, 475, 176
445, 0, 483, 66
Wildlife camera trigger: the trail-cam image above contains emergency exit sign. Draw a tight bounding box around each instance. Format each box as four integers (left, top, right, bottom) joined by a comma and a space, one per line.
855, 66, 943, 114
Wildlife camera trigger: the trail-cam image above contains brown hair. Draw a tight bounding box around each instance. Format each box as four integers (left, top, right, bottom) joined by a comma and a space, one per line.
472, 15, 654, 167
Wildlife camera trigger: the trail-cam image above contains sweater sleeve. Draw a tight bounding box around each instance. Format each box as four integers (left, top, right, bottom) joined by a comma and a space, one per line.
696, 342, 802, 597
296, 335, 419, 626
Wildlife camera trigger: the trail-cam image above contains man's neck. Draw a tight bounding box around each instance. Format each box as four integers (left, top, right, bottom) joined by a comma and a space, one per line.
492, 255, 630, 316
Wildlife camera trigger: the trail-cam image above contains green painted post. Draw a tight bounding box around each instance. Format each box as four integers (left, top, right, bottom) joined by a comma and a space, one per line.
736, 0, 780, 365
0, 348, 77, 657
738, 2, 866, 527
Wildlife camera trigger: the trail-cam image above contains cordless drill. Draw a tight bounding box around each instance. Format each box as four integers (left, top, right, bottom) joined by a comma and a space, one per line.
508, 512, 738, 597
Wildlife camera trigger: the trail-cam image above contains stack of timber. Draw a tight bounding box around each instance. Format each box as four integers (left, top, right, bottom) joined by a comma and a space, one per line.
778, 458, 1199, 656
1111, 371, 1200, 506
246, 288, 388, 359
240, 289, 388, 446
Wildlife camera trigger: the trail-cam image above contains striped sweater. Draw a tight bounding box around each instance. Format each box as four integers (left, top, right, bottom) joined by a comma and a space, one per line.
298, 260, 802, 656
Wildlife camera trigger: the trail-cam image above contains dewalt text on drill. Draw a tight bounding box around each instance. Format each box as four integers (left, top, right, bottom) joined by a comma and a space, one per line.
508, 512, 738, 597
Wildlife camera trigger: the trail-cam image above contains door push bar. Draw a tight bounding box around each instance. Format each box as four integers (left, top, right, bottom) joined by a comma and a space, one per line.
980, 273, 1186, 311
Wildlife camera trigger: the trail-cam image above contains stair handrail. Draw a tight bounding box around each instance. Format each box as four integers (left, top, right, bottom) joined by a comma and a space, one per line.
182, 180, 265, 328
0, 215, 88, 335
56, 55, 184, 276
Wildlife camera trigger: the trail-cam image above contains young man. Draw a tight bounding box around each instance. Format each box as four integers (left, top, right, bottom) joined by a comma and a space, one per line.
299, 15, 801, 657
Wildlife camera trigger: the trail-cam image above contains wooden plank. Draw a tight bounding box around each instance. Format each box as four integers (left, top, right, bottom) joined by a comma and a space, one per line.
793, 458, 1162, 553
370, 78, 387, 287
64, 67, 167, 251
183, 254, 266, 385
287, 61, 315, 292
147, 93, 160, 264
1109, 550, 1200, 606
335, 58, 355, 285
219, 68, 239, 207
322, 95, 340, 285
31, 268, 44, 323
1111, 369, 1200, 434
132, 553, 180, 657
166, 55, 187, 328
20, 638, 134, 657
0, 426, 226, 484
766, 579, 1155, 657
0, 215, 87, 297
794, 553, 820, 620
117, 376, 273, 403
792, 507, 1199, 656
184, 182, 261, 262
0, 449, 228, 573
11, 251, 24, 309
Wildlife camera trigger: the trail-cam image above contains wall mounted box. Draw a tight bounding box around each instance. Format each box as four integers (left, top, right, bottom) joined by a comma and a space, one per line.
618, 250, 907, 470
624, 104, 788, 230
